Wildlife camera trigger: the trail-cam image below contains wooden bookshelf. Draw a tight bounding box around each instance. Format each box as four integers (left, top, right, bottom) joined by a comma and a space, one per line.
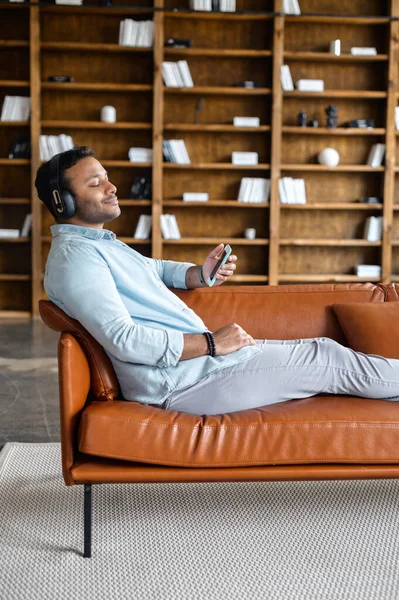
1, 0, 399, 316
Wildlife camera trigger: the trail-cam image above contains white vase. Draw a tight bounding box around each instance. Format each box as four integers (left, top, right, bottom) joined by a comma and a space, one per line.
101, 106, 116, 123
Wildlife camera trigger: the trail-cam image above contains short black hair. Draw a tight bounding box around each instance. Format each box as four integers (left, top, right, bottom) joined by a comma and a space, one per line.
34, 145, 95, 219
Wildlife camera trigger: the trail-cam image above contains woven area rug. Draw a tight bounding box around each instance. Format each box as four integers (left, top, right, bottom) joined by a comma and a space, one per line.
1, 443, 399, 600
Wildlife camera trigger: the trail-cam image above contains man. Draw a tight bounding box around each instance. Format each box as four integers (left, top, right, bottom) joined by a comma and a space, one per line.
35, 146, 399, 415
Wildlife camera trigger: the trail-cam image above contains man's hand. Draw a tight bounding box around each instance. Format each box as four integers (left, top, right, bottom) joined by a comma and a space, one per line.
202, 243, 237, 286
213, 322, 257, 355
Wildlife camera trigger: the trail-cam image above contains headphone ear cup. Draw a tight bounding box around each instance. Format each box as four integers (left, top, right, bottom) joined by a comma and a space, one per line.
61, 190, 77, 219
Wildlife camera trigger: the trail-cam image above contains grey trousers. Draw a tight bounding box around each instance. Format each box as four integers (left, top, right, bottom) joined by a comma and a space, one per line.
164, 337, 399, 415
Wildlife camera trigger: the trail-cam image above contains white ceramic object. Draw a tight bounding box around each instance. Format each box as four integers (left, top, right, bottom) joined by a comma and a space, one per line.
244, 228, 256, 239
318, 147, 340, 167
101, 105, 116, 123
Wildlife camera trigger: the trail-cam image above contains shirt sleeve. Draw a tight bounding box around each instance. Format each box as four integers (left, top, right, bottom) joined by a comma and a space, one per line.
44, 245, 184, 367
150, 258, 197, 289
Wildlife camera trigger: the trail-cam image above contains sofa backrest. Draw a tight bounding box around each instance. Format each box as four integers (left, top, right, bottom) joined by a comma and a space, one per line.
39, 300, 120, 401
173, 283, 386, 343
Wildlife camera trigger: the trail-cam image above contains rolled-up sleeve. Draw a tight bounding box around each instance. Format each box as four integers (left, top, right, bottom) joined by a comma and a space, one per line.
45, 246, 184, 367
151, 259, 196, 289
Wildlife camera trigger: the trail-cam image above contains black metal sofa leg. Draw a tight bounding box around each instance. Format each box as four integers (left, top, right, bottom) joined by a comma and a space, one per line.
83, 484, 92, 558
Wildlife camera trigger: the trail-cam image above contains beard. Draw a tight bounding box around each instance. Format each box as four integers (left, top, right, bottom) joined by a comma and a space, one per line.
75, 197, 121, 225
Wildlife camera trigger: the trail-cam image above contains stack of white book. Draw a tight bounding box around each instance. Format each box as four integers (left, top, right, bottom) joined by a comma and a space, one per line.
55, 0, 82, 5
128, 148, 153, 163
119, 20, 154, 47
279, 177, 307, 204
0, 228, 20, 238
1, 96, 31, 121
160, 214, 181, 239
238, 178, 270, 203
395, 107, 399, 131
280, 65, 294, 92
40, 135, 74, 161
364, 216, 383, 242
356, 264, 381, 278
163, 140, 191, 164
189, 0, 236, 10
134, 215, 152, 239
233, 117, 260, 127
232, 152, 258, 166
367, 144, 385, 167
282, 0, 301, 14
350, 47, 377, 56
296, 79, 324, 92
183, 192, 209, 202
162, 61, 194, 88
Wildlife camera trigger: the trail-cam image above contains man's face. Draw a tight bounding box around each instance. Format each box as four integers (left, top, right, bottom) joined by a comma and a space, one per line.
65, 156, 121, 226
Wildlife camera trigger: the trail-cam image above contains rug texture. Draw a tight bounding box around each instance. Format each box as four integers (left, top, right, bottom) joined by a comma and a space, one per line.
1, 442, 399, 600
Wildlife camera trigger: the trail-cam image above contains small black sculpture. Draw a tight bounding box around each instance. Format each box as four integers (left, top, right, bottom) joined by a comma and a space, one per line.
298, 110, 307, 127
308, 119, 319, 128
325, 104, 338, 128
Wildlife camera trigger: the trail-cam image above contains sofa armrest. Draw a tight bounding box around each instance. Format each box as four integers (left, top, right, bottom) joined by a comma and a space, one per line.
58, 332, 91, 486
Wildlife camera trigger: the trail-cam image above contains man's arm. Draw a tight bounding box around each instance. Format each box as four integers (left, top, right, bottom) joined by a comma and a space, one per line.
45, 246, 184, 367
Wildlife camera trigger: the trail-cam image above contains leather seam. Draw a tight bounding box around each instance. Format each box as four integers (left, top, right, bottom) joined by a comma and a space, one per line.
82, 414, 399, 430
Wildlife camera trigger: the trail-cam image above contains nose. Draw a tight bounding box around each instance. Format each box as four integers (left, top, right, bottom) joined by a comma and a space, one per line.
106, 180, 117, 195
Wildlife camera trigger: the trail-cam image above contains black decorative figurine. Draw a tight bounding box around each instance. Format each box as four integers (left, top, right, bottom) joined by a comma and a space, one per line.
325, 104, 338, 128
298, 110, 307, 127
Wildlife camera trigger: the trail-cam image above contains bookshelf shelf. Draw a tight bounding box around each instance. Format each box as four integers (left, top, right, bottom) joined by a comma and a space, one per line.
283, 51, 388, 62
118, 200, 152, 206
100, 161, 153, 168
164, 124, 271, 132
165, 11, 274, 21
0, 274, 31, 282
233, 275, 269, 283
163, 163, 271, 170
42, 120, 152, 130
281, 203, 383, 210
282, 127, 385, 136
0, 121, 29, 127
163, 238, 269, 245
164, 86, 272, 96
164, 48, 273, 58
0, 198, 30, 205
118, 238, 152, 244
41, 83, 153, 93
0, 238, 30, 243
283, 90, 387, 99
278, 274, 381, 283
0, 40, 29, 49
39, 6, 154, 16
280, 165, 385, 172
284, 16, 389, 25
40, 42, 153, 54
163, 200, 269, 208
279, 239, 382, 246
0, 80, 29, 88
0, 159, 30, 166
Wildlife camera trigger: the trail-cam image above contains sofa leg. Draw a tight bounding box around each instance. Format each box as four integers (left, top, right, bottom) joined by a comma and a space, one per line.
83, 484, 92, 558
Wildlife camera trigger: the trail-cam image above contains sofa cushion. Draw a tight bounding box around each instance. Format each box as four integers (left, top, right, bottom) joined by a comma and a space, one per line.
78, 396, 399, 467
332, 301, 399, 359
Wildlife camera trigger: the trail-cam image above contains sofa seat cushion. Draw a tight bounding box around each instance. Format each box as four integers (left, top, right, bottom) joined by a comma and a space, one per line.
332, 301, 399, 359
78, 397, 399, 468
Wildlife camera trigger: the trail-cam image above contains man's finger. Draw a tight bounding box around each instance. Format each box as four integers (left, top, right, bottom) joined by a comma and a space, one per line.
209, 243, 224, 259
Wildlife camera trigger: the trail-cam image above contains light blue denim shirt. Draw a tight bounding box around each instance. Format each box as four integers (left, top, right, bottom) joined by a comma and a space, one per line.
44, 224, 261, 406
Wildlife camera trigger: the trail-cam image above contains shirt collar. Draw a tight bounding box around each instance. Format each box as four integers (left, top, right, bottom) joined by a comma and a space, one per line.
50, 224, 116, 240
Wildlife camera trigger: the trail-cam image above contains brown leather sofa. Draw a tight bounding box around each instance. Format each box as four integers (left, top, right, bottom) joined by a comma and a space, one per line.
39, 282, 399, 558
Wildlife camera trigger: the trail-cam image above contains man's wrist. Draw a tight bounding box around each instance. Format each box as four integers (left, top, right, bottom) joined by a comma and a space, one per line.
198, 266, 209, 287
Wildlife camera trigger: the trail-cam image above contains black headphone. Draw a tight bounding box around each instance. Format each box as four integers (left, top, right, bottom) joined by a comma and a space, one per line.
48, 153, 77, 219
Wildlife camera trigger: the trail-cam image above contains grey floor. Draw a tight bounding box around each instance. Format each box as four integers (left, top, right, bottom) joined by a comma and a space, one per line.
0, 319, 60, 450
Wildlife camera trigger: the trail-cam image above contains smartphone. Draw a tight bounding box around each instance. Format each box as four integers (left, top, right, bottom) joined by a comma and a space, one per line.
207, 244, 232, 287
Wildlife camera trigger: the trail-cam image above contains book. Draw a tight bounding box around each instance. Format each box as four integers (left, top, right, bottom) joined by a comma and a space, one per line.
183, 193, 209, 202
177, 60, 194, 87
350, 47, 377, 56
330, 40, 341, 56
395, 107, 399, 131
238, 178, 270, 203
296, 79, 324, 92
232, 152, 258, 166
20, 213, 32, 237
233, 117, 260, 127
366, 143, 385, 167
280, 65, 294, 92
0, 96, 31, 121
128, 148, 153, 163
160, 214, 181, 239
356, 264, 381, 277
134, 215, 152, 239
0, 229, 20, 238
